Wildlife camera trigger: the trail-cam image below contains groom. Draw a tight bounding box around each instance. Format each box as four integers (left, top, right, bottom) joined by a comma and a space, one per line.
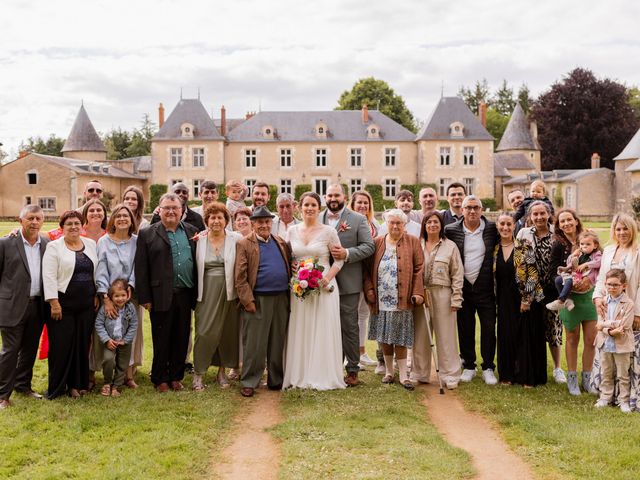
322, 184, 374, 386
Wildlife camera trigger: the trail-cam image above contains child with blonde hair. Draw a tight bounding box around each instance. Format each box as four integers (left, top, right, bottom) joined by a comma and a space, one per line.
225, 180, 248, 219
515, 179, 555, 223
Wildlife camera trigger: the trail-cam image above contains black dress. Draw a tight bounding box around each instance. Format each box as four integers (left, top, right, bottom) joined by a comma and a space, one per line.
496, 248, 520, 383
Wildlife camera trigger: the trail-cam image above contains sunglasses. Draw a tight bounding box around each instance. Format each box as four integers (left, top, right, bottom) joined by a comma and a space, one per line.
174, 189, 188, 194
87, 188, 103, 193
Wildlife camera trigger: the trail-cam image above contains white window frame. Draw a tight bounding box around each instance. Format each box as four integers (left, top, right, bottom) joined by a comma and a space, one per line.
439, 146, 451, 167
350, 178, 362, 196
565, 185, 574, 208
383, 178, 398, 199
280, 179, 292, 194
384, 147, 397, 168
349, 147, 363, 168
438, 178, 452, 197
463, 146, 475, 166
314, 178, 329, 198
463, 177, 475, 196
244, 149, 257, 168
38, 197, 56, 212
244, 179, 257, 197
193, 179, 204, 198
170, 147, 183, 168
280, 147, 292, 168
192, 147, 205, 168
315, 148, 328, 168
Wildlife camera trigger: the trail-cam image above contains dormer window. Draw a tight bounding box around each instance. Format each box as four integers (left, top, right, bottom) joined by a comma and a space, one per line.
449, 121, 464, 138
366, 124, 380, 139
263, 125, 275, 139
315, 122, 327, 139
181, 123, 194, 138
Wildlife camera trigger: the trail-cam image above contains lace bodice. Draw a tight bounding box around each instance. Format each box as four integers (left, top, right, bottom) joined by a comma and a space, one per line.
286, 224, 344, 271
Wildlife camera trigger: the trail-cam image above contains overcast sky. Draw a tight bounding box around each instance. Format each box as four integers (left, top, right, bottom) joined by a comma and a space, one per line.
1, 0, 638, 157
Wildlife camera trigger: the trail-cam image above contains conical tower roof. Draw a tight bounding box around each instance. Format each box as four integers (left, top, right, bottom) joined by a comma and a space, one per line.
61, 104, 106, 153
496, 103, 539, 152
614, 127, 640, 161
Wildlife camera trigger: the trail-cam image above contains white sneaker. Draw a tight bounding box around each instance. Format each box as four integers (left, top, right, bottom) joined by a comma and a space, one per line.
460, 369, 476, 382
482, 369, 498, 385
446, 380, 459, 390
359, 353, 377, 366
620, 403, 632, 413
553, 367, 567, 384
358, 363, 366, 371
374, 363, 386, 375
546, 300, 563, 311
594, 399, 609, 408
565, 299, 575, 311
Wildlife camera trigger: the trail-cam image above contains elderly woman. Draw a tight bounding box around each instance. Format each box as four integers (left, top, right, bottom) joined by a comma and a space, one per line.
95, 204, 140, 389
549, 209, 595, 395
123, 185, 149, 231
516, 201, 559, 386
364, 209, 424, 390
349, 190, 379, 368
43, 210, 98, 399
233, 207, 253, 238
412, 211, 463, 389
591, 213, 640, 407
193, 202, 243, 390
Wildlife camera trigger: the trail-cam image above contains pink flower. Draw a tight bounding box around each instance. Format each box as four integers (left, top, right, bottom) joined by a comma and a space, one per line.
311, 269, 322, 279
299, 280, 309, 289
308, 278, 318, 289
298, 269, 310, 280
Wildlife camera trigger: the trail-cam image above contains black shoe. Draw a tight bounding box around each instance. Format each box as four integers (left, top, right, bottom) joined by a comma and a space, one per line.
184, 363, 194, 374
267, 384, 282, 391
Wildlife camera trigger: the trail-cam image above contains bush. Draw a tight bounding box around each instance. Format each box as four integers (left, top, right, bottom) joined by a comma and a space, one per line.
365, 184, 394, 211
267, 185, 278, 211
631, 196, 640, 220
149, 184, 168, 211
401, 183, 433, 209
294, 184, 312, 199
480, 198, 497, 212
437, 200, 449, 210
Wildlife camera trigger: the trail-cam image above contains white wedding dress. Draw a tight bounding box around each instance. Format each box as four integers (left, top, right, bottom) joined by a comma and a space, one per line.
282, 223, 346, 390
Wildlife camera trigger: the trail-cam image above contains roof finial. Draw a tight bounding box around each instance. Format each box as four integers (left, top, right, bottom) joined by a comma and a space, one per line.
441, 81, 444, 98
180, 87, 183, 100
198, 87, 200, 101
81, 98, 84, 106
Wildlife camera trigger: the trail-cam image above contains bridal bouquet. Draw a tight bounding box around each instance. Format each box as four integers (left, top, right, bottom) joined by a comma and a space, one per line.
291, 257, 325, 300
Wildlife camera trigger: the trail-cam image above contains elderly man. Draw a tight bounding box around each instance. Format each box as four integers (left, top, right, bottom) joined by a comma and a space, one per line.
191, 180, 219, 217
508, 189, 526, 234
135, 193, 198, 392
271, 193, 299, 237
151, 182, 205, 231
322, 184, 374, 386
235, 206, 291, 397
0, 205, 49, 408
442, 183, 466, 226
409, 187, 438, 224
444, 195, 499, 385
378, 190, 422, 237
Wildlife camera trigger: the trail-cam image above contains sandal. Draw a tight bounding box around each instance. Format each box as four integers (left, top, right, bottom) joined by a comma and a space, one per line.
69, 388, 81, 399
381, 374, 394, 384
125, 378, 138, 389
110, 387, 121, 397
192, 374, 205, 392
100, 385, 111, 397
217, 370, 230, 389
402, 381, 415, 391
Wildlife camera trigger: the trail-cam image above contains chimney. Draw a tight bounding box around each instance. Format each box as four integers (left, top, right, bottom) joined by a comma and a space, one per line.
362, 104, 369, 124
158, 103, 165, 128
220, 105, 226, 136
245, 111, 255, 120
529, 120, 538, 141
591, 152, 601, 169
18, 150, 28, 158
478, 102, 487, 128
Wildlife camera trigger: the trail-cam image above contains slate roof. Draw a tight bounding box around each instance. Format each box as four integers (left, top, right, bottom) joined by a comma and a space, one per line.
25, 153, 145, 179
625, 158, 640, 172
155, 99, 224, 140
416, 97, 493, 141
496, 103, 540, 151
614, 127, 640, 161
120, 155, 152, 173
61, 105, 106, 153
503, 168, 611, 185
213, 118, 246, 133
493, 152, 535, 170
493, 156, 509, 177
226, 110, 415, 142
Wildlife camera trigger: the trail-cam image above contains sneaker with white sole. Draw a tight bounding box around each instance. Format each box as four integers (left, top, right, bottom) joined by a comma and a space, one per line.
565, 299, 575, 311
374, 363, 386, 375
594, 398, 609, 408
553, 367, 567, 384
546, 300, 563, 311
620, 403, 632, 413
446, 380, 459, 390
482, 369, 498, 385
460, 369, 476, 382
359, 353, 377, 366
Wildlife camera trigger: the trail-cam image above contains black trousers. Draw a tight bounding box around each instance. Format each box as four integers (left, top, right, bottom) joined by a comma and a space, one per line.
47, 285, 95, 399
0, 299, 44, 400
457, 280, 496, 371
149, 289, 192, 385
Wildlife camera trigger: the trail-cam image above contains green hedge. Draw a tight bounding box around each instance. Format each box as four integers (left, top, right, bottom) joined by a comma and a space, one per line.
267, 185, 278, 211
149, 184, 168, 211
294, 184, 312, 199
480, 198, 497, 211
364, 184, 394, 212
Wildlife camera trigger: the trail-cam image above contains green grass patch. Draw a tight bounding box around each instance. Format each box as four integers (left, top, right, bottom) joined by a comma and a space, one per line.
274, 367, 473, 479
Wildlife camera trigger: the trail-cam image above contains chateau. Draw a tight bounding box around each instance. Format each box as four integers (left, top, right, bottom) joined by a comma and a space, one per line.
1, 95, 636, 219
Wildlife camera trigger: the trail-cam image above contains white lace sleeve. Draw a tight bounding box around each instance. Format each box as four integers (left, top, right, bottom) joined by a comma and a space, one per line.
327, 227, 344, 270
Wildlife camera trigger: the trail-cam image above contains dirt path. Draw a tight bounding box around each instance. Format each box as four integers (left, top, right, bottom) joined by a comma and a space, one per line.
212, 390, 282, 480
422, 384, 534, 480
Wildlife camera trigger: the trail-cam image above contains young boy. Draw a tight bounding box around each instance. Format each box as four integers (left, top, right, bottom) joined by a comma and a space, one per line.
594, 269, 635, 413
95, 279, 139, 397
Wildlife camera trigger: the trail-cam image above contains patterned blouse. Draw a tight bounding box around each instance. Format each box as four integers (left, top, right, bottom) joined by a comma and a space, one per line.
512, 236, 545, 305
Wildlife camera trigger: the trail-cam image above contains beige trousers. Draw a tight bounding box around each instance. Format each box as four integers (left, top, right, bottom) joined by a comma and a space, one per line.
412, 286, 461, 383
599, 350, 632, 404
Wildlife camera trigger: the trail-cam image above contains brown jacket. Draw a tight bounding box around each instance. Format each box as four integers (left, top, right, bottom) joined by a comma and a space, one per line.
364, 234, 425, 315
234, 232, 292, 309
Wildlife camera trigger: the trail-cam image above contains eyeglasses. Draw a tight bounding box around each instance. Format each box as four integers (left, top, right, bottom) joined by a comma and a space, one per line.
605, 282, 623, 288
174, 189, 188, 194
464, 205, 481, 211
160, 206, 181, 211
87, 188, 103, 193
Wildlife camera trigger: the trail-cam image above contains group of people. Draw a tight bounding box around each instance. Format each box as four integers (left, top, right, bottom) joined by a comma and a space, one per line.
1, 177, 639, 413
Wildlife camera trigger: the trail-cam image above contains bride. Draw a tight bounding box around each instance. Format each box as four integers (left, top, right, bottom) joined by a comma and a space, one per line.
283, 191, 346, 390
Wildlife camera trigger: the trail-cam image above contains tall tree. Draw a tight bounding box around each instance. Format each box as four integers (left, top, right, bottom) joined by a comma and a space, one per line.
532, 68, 640, 170
629, 86, 640, 120
336, 77, 416, 132
457, 79, 490, 115
20, 134, 65, 157
486, 108, 510, 146
517, 84, 533, 114
104, 128, 132, 160
491, 80, 516, 116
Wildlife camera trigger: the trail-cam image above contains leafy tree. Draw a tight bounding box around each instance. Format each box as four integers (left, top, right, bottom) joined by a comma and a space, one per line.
629, 86, 640, 120
532, 68, 640, 170
125, 114, 156, 157
336, 77, 416, 132
517, 84, 533, 114
457, 79, 490, 115
486, 108, 510, 146
104, 128, 132, 160
20, 134, 65, 157
491, 80, 516, 116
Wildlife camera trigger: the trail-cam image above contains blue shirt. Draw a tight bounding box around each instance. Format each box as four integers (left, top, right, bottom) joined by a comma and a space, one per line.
167, 225, 194, 289
255, 236, 289, 295
95, 234, 137, 294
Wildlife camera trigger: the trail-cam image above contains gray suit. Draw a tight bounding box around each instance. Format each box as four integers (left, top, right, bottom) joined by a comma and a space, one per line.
322, 208, 374, 374
0, 233, 49, 399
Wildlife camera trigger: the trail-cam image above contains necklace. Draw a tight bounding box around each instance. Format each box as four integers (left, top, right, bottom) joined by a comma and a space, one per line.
501, 242, 514, 247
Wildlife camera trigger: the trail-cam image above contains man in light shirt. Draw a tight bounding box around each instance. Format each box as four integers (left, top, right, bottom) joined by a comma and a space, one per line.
378, 190, 422, 237
409, 187, 438, 224
271, 193, 300, 238
444, 196, 498, 385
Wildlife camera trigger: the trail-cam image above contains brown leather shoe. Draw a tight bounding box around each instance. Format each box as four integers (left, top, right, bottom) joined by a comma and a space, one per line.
0, 399, 11, 409
156, 382, 170, 393
170, 381, 184, 391
344, 372, 359, 387
18, 389, 43, 399
240, 387, 254, 397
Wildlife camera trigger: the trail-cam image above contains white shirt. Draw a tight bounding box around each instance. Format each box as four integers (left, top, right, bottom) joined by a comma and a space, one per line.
377, 220, 421, 238
21, 231, 42, 297
271, 218, 298, 238
462, 219, 486, 285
